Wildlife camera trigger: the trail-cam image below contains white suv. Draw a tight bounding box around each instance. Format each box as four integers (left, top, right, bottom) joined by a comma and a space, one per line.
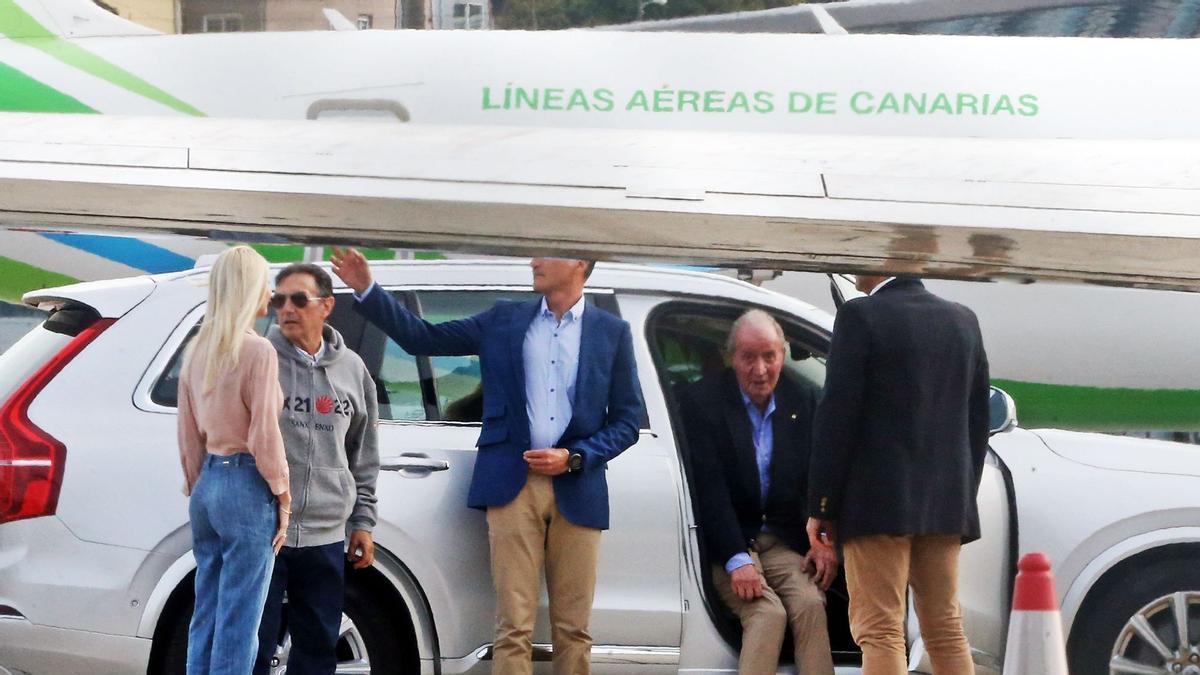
0, 261, 1197, 675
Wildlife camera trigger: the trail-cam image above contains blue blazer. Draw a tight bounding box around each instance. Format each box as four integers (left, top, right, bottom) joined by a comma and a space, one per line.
354, 287, 644, 530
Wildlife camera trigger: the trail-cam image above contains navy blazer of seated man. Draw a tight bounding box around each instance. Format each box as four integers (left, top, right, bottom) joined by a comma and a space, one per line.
681, 370, 818, 567
353, 283, 644, 530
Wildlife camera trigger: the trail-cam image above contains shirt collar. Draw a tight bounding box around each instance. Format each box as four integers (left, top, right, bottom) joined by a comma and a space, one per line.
294, 338, 325, 363
739, 390, 776, 419
869, 277, 899, 296
539, 295, 586, 324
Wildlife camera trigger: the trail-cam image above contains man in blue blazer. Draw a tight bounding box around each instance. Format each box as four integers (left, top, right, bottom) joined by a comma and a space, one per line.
330, 249, 643, 675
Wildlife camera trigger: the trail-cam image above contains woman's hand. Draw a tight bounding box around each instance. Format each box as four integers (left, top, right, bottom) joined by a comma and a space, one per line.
273, 492, 292, 555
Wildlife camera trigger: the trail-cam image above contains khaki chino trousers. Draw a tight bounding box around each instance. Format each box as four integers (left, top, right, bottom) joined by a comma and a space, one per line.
712, 533, 835, 675
487, 472, 601, 675
843, 534, 975, 675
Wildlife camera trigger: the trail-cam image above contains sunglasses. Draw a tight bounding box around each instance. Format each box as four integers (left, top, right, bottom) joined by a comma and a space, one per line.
269, 292, 328, 310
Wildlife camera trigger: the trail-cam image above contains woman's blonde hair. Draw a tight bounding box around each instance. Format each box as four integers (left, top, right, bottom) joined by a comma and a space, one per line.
186, 246, 270, 392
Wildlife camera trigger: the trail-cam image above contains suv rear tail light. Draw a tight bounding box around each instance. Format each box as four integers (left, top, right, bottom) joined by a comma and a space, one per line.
0, 318, 113, 524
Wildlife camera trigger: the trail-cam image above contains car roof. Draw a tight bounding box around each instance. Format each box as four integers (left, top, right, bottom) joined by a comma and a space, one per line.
31, 259, 834, 331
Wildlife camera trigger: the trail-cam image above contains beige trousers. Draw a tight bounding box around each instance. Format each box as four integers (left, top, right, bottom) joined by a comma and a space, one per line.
486, 472, 601, 675
712, 533, 835, 675
843, 534, 974, 675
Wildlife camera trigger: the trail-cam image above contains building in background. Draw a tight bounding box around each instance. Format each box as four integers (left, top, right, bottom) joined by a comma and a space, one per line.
97, 0, 411, 32
265, 0, 399, 31
431, 0, 491, 29
94, 0, 179, 32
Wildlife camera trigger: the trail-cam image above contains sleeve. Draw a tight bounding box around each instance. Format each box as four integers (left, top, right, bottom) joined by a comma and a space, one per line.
967, 322, 992, 494
565, 321, 644, 471
346, 363, 381, 533
725, 552, 754, 573
243, 343, 290, 496
353, 283, 487, 356
808, 300, 871, 520
176, 363, 206, 497
680, 386, 751, 570
353, 281, 380, 303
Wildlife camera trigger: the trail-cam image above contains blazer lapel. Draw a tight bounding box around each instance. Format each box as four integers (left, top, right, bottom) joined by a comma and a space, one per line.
560, 300, 597, 442
722, 375, 761, 501
766, 382, 797, 506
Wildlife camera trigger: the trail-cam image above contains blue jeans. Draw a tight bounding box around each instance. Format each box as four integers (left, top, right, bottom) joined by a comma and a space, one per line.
188, 453, 277, 675
254, 541, 346, 675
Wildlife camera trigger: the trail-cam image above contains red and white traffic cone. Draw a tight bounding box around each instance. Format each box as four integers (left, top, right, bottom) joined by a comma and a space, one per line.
1002, 552, 1069, 675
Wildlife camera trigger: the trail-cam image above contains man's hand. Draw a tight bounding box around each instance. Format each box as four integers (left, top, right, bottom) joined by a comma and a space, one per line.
272, 492, 292, 555
330, 247, 373, 296
806, 517, 838, 550
730, 563, 765, 601
524, 448, 569, 476
804, 544, 839, 591
347, 529, 375, 569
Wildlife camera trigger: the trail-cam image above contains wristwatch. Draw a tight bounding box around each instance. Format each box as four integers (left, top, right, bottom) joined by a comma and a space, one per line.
567, 452, 583, 473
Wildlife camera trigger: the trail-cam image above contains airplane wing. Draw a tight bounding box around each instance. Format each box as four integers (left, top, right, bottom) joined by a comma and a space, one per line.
0, 112, 1197, 290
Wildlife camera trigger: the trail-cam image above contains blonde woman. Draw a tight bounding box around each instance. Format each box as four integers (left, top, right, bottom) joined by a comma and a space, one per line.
177, 246, 291, 675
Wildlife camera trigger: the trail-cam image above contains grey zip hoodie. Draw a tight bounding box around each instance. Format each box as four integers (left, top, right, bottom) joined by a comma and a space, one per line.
268, 324, 379, 548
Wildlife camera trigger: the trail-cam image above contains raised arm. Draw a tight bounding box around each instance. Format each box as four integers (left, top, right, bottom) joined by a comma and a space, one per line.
332, 246, 486, 356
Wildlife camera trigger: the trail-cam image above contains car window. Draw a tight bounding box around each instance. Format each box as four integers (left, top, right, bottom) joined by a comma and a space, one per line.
150, 313, 275, 408
415, 290, 538, 422
651, 304, 827, 408
363, 289, 622, 423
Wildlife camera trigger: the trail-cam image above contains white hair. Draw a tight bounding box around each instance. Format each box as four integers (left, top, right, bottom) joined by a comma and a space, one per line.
726, 309, 785, 355
185, 246, 270, 392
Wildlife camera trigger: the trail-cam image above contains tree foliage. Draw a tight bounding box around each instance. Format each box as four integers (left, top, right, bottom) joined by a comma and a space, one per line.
494, 0, 804, 30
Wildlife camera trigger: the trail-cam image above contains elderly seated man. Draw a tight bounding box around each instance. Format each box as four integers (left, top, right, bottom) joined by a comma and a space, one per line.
678, 309, 836, 675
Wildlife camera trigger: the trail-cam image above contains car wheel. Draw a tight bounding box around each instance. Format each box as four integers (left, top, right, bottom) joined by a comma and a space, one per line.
1068, 556, 1200, 675
160, 576, 411, 675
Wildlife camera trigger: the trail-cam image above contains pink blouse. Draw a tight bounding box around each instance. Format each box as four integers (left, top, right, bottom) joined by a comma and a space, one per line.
177, 333, 289, 496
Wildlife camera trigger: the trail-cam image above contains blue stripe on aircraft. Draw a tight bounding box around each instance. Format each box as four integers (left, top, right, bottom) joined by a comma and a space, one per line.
39, 233, 195, 274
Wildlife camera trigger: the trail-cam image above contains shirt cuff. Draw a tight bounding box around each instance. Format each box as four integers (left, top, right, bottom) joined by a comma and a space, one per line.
725, 552, 754, 574
352, 282, 379, 303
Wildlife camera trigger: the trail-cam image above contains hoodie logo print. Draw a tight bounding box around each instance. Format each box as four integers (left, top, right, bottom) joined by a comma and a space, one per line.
316, 396, 334, 415
284, 395, 354, 417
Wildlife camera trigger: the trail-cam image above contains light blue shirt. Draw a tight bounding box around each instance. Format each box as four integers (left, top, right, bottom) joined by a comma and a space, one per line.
726, 390, 777, 573
524, 296, 585, 451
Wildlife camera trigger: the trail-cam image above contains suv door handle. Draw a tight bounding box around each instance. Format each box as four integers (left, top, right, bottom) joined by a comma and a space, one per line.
381, 453, 450, 474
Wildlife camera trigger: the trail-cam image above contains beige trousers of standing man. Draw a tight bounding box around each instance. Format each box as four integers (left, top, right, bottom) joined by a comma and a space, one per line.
487, 472, 602, 675
843, 534, 975, 675
712, 533, 835, 675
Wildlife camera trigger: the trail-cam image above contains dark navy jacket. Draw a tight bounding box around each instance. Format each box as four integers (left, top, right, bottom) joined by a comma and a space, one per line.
354, 287, 644, 530
808, 277, 991, 543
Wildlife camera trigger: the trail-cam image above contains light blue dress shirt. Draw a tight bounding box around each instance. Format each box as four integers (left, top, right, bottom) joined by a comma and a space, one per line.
524, 296, 585, 451
725, 391, 777, 573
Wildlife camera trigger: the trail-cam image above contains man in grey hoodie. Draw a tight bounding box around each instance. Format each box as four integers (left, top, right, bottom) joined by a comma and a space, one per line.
254, 263, 380, 675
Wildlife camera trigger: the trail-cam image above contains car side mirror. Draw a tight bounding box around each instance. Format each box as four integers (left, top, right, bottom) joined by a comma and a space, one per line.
989, 386, 1018, 435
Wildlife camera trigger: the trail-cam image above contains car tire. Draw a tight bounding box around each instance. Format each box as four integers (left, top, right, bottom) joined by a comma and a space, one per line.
1067, 554, 1200, 675
157, 572, 413, 674
342, 572, 409, 674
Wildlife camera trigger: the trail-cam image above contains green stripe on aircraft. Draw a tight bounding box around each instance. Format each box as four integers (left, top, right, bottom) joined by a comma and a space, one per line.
0, 0, 203, 116
0, 60, 93, 112
0, 255, 78, 303
248, 245, 402, 264
994, 378, 1200, 432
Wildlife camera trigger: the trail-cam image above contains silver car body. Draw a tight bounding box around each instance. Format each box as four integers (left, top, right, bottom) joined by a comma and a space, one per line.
0, 261, 1196, 674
